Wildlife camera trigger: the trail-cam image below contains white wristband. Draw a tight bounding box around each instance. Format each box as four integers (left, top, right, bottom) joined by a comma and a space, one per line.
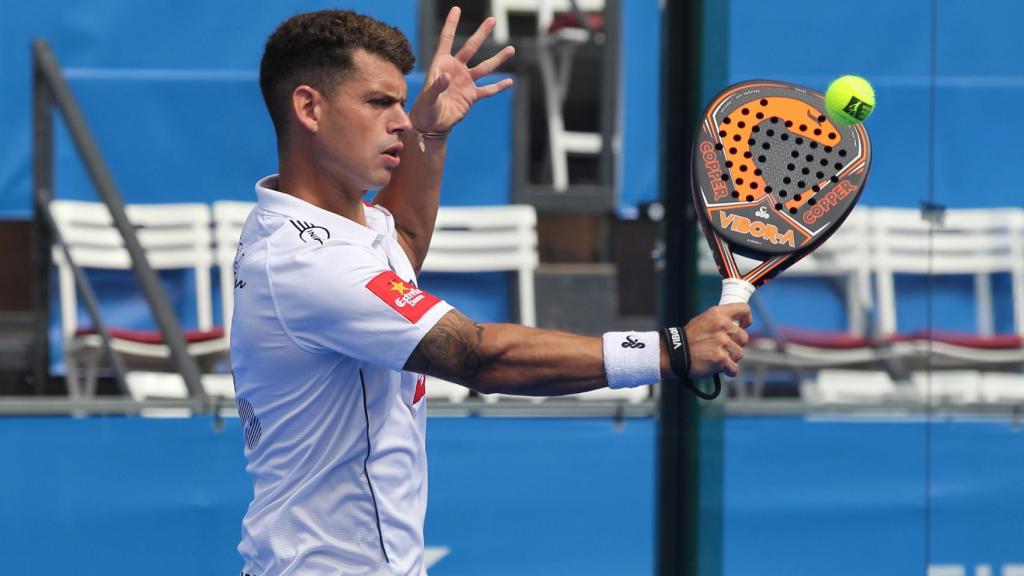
602, 331, 662, 389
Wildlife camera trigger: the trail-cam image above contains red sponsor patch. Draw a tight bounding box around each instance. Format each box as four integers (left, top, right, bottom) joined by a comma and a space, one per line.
366, 271, 441, 324
413, 373, 426, 404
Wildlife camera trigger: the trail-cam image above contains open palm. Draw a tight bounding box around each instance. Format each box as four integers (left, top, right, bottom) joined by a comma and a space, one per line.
410, 8, 515, 134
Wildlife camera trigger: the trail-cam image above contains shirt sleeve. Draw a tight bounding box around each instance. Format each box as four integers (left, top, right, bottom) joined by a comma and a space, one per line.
267, 239, 453, 371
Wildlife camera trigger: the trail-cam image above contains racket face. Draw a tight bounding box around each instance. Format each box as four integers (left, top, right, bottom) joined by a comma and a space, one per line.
692, 80, 871, 286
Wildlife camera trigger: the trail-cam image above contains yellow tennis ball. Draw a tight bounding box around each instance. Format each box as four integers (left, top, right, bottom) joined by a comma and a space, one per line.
825, 75, 875, 125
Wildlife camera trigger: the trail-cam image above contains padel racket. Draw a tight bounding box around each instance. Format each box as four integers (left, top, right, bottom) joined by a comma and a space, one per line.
690, 79, 872, 398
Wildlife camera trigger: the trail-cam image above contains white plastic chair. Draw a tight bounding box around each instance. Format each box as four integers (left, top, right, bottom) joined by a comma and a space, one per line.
51, 199, 227, 399
980, 372, 1024, 403
422, 205, 539, 327
491, 0, 605, 191
801, 369, 899, 405
871, 207, 1024, 366
212, 200, 255, 340
910, 370, 983, 405
125, 371, 236, 417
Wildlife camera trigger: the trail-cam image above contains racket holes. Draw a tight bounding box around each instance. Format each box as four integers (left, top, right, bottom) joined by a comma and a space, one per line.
813, 128, 822, 136
794, 194, 802, 201
830, 175, 840, 183
810, 141, 819, 149
765, 185, 773, 193
789, 208, 798, 214
743, 151, 753, 159
828, 132, 837, 140
720, 173, 730, 181
746, 195, 755, 201
723, 117, 732, 124
715, 143, 724, 151
781, 133, 790, 141
750, 182, 759, 190
783, 176, 792, 184
741, 108, 750, 115
791, 151, 799, 158
762, 142, 771, 150
754, 168, 763, 176
757, 155, 767, 162
737, 121, 746, 128
733, 134, 741, 142
799, 124, 807, 132
760, 98, 769, 106
786, 163, 796, 171
820, 158, 828, 166
736, 177, 744, 185
748, 138, 756, 145
795, 137, 804, 145
797, 181, 806, 188
812, 184, 820, 192
817, 114, 827, 123
775, 203, 783, 210
824, 146, 833, 153
785, 120, 793, 128
806, 154, 814, 162
779, 190, 788, 197
766, 129, 775, 137
801, 167, 810, 175
719, 130, 727, 137
731, 191, 740, 198
838, 149, 848, 157
726, 160, 734, 168
752, 125, 760, 133
739, 164, 748, 172
770, 117, 779, 124
729, 147, 737, 154
816, 171, 825, 179
834, 162, 843, 170
808, 198, 817, 206
756, 112, 765, 119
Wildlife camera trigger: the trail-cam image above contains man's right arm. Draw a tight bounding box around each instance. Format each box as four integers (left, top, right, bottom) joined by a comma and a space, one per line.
403, 305, 752, 396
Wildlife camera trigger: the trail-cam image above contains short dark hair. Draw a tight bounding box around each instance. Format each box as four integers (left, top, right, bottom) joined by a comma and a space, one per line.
259, 10, 416, 136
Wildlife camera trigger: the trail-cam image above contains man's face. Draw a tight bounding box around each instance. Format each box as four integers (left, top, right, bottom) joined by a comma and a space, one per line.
313, 49, 410, 194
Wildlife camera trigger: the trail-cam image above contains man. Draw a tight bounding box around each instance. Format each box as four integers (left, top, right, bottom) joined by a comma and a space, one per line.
231, 7, 750, 575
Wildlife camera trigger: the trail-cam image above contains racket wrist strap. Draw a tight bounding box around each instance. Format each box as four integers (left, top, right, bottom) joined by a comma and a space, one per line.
660, 327, 690, 379
602, 331, 662, 389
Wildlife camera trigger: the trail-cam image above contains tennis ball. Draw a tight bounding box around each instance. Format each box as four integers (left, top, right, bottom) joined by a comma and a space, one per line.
824, 75, 875, 125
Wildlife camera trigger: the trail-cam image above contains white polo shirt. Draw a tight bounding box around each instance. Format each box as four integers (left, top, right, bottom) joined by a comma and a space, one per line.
231, 175, 453, 576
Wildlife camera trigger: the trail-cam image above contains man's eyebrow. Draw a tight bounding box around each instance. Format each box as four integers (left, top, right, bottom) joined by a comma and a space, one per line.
365, 90, 407, 104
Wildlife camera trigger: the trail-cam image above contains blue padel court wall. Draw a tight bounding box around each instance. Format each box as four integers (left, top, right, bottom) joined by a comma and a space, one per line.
2, 416, 1023, 575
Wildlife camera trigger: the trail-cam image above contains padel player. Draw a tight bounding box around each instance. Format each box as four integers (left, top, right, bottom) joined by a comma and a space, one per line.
230, 8, 751, 576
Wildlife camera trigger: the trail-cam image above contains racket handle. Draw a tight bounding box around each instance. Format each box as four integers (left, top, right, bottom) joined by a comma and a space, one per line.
719, 278, 756, 305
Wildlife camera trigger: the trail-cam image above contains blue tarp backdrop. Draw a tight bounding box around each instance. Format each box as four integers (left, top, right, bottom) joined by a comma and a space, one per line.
1, 416, 1022, 575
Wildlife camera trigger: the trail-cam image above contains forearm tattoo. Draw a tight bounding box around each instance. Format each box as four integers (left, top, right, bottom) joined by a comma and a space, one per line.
404, 310, 485, 383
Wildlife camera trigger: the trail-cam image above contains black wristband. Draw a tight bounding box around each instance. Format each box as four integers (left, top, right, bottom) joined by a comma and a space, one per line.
661, 327, 690, 379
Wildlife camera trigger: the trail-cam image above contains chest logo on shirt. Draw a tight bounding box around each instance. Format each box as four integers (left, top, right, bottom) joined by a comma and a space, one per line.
366, 271, 441, 323
290, 220, 330, 245
413, 373, 426, 404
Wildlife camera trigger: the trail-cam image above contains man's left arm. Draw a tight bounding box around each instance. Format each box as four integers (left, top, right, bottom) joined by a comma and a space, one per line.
373, 7, 514, 272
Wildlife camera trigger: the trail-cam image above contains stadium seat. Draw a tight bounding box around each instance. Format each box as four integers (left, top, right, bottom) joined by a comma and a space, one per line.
800, 369, 901, 405
125, 370, 235, 417
421, 205, 539, 326
51, 200, 227, 399
490, 0, 605, 191
910, 370, 983, 405
872, 207, 1024, 367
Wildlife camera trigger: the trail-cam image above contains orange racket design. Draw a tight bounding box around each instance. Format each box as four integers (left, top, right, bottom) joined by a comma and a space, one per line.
693, 79, 872, 306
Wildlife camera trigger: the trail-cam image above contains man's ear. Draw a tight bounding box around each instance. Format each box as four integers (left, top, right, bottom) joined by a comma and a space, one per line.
291, 85, 322, 133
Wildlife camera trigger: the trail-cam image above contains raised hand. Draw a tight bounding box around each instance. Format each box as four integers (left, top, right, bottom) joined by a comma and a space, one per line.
409, 7, 515, 134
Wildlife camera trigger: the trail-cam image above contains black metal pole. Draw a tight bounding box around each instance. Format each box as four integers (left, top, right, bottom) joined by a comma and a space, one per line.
31, 40, 208, 404
31, 49, 54, 395
658, 0, 704, 574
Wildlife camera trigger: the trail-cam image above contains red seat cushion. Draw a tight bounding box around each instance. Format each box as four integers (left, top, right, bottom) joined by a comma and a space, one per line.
752, 327, 873, 349
74, 326, 225, 344
548, 12, 605, 33
894, 330, 1024, 349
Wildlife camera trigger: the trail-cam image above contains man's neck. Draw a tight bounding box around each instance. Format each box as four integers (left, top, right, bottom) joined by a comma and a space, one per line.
276, 158, 367, 227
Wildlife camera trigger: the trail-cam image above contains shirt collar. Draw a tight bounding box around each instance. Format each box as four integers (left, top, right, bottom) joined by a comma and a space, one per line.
255, 174, 384, 246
